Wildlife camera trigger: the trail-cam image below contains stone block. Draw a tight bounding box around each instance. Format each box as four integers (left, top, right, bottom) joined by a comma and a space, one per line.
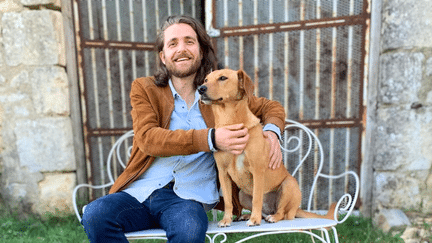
427, 57, 432, 77
374, 171, 427, 210
35, 172, 76, 214
14, 117, 76, 172
30, 66, 69, 115
379, 52, 423, 105
21, 0, 57, 5
374, 208, 411, 233
374, 106, 432, 171
381, 0, 432, 49
2, 10, 63, 66
0, 74, 6, 85
10, 70, 29, 88
0, 0, 23, 12
5, 183, 28, 201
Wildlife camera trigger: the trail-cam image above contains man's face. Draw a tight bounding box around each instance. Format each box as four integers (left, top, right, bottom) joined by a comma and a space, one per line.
159, 23, 203, 79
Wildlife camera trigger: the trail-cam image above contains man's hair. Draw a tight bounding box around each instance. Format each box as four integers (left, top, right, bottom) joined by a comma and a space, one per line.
154, 15, 218, 89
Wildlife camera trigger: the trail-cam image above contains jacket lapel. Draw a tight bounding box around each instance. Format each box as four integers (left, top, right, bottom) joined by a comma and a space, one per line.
200, 102, 215, 128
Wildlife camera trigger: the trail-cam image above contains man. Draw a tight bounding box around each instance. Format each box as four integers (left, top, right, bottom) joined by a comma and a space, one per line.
81, 15, 285, 242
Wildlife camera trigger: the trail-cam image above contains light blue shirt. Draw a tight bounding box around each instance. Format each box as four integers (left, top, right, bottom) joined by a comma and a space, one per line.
124, 80, 281, 209
124, 81, 219, 208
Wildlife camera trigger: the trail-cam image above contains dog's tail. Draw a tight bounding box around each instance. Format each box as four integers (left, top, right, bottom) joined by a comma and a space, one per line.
295, 202, 337, 220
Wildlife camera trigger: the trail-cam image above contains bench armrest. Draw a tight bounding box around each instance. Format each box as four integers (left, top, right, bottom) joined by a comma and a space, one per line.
72, 182, 114, 222
317, 171, 360, 223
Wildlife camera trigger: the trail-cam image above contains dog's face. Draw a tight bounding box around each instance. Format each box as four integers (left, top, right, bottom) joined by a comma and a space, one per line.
198, 69, 254, 105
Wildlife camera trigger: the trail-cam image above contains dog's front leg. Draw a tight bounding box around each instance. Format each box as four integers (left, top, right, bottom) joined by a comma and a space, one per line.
215, 153, 234, 227
248, 167, 265, 226
218, 170, 234, 227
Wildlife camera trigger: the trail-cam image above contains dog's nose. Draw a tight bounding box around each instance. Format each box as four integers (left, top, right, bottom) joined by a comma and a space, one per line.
198, 85, 207, 95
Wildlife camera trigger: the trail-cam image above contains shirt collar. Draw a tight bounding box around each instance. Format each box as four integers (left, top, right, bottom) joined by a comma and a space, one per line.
168, 79, 200, 105
168, 79, 179, 98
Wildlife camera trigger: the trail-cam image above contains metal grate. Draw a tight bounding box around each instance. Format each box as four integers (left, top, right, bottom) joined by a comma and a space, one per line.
212, 0, 369, 210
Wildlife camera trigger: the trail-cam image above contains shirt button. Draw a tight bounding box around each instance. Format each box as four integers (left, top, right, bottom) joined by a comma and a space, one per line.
175, 187, 178, 190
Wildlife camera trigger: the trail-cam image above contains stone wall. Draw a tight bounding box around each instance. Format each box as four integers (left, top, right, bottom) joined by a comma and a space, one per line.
372, 0, 432, 214
0, 0, 76, 215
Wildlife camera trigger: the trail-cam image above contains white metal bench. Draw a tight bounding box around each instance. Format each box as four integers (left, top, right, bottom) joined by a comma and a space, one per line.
72, 119, 359, 242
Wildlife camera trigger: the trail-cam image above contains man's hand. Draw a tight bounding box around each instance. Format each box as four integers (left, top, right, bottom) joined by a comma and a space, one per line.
215, 124, 249, 155
264, 131, 282, 169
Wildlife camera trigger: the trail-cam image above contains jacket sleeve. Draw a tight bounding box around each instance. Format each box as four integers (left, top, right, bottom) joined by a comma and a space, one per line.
248, 95, 286, 134
130, 78, 211, 157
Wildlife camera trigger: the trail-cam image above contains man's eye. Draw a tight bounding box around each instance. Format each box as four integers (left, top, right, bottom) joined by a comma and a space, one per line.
219, 76, 228, 81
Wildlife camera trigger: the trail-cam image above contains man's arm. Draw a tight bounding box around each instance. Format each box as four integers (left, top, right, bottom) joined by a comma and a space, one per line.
249, 95, 286, 169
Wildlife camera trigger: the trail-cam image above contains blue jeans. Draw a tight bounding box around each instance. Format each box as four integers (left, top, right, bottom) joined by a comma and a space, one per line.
81, 185, 208, 243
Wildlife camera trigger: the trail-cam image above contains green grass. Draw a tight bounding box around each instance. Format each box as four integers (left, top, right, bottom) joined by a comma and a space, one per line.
0, 205, 404, 243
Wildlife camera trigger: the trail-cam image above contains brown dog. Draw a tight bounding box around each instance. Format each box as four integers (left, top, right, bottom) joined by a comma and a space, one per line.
199, 69, 336, 227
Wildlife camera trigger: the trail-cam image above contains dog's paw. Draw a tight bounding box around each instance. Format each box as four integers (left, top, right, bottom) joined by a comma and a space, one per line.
246, 218, 261, 227
265, 215, 282, 223
265, 215, 277, 223
238, 214, 251, 221
218, 219, 232, 227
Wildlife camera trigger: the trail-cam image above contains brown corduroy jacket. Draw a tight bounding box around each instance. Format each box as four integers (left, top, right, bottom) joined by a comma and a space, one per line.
109, 76, 286, 213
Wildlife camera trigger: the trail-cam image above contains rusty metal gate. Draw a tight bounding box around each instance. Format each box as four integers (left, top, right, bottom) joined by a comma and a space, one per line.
72, 0, 370, 208
208, 0, 370, 209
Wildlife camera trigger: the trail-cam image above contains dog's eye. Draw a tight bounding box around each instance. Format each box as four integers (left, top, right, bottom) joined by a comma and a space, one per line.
204, 79, 208, 83
219, 76, 228, 81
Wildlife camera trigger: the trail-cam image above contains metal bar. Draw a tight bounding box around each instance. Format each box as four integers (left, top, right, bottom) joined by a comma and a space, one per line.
283, 0, 289, 116
298, 118, 361, 129
143, 0, 150, 77
223, 0, 229, 67
328, 0, 339, 207
253, 0, 259, 95
74, 0, 93, 198
238, 0, 244, 70
129, 0, 137, 81
82, 40, 156, 51
88, 128, 133, 137
298, 0, 305, 119
190, 0, 195, 18
313, 0, 322, 211
87, 0, 103, 195
219, 15, 368, 37
344, 0, 355, 195
115, 0, 126, 180
102, 0, 114, 131
155, 0, 160, 36
268, 0, 274, 100
116, 0, 127, 129
101, 0, 115, 192
297, 0, 305, 199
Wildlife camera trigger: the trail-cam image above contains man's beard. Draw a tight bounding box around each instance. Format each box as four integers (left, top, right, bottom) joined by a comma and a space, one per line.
165, 53, 202, 78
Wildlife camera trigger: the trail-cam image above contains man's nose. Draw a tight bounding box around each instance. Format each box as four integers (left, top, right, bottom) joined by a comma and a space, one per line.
176, 41, 187, 52
198, 85, 207, 95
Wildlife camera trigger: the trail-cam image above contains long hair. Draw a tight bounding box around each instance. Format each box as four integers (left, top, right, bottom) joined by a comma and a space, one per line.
154, 15, 218, 89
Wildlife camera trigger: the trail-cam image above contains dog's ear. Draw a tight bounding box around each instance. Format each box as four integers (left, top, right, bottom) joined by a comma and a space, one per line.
237, 70, 254, 98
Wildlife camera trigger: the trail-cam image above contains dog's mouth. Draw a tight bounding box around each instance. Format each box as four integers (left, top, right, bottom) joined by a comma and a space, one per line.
199, 94, 223, 105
